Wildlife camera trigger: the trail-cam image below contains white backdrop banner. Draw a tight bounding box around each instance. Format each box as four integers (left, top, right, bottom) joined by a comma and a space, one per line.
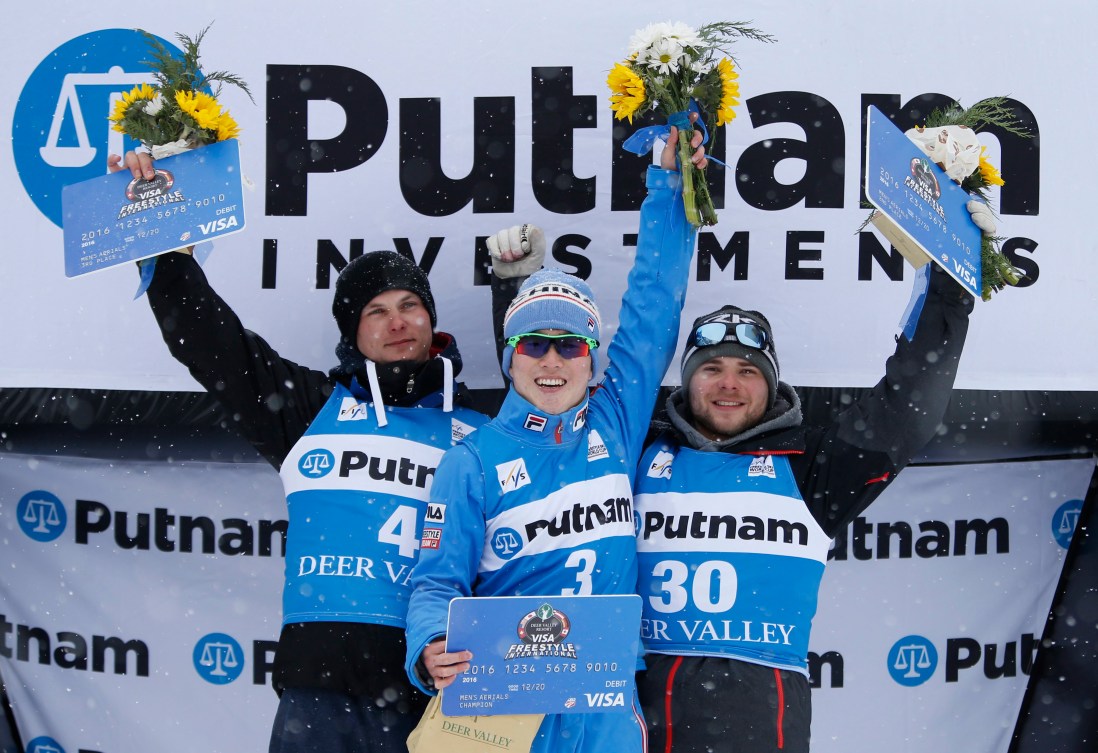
0, 0, 1093, 393
1, 453, 1092, 753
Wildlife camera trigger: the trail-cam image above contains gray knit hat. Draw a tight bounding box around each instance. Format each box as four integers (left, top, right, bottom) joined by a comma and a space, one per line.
680, 306, 779, 410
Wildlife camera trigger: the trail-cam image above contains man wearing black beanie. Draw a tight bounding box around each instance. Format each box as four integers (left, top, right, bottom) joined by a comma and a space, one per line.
633, 254, 979, 752
111, 149, 542, 753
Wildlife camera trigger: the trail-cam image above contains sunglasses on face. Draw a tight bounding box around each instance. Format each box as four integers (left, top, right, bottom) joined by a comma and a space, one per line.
506, 333, 599, 359
691, 321, 770, 350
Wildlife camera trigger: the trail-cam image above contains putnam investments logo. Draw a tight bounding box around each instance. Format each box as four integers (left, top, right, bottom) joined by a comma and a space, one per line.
12, 29, 181, 227
887, 634, 938, 687
1051, 499, 1083, 549
193, 632, 245, 684
26, 737, 66, 753
16, 490, 67, 542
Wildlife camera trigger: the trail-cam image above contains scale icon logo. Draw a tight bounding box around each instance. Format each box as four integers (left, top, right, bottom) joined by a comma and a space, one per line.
193, 632, 245, 685
1051, 499, 1083, 550
25, 737, 65, 753
298, 448, 335, 478
12, 29, 183, 227
16, 490, 67, 542
887, 634, 938, 687
492, 527, 523, 560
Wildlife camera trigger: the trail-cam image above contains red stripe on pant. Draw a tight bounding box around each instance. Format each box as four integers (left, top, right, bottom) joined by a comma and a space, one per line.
663, 656, 684, 753
773, 667, 785, 749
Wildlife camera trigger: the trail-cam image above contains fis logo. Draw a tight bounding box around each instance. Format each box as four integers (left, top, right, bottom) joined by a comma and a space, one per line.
748, 455, 776, 479
887, 635, 938, 687
587, 430, 609, 462
17, 490, 67, 542
1052, 499, 1083, 549
298, 449, 335, 478
338, 397, 371, 421
496, 458, 531, 494
491, 527, 524, 560
426, 503, 446, 524
13, 29, 184, 226
584, 692, 625, 708
26, 737, 66, 753
198, 216, 239, 235
193, 632, 245, 685
452, 418, 476, 443
646, 450, 674, 480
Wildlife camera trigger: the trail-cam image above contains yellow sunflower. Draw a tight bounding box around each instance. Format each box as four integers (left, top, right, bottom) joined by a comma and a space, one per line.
109, 83, 158, 131
176, 90, 223, 132
607, 62, 647, 123
216, 111, 241, 141
715, 58, 740, 126
978, 146, 1005, 187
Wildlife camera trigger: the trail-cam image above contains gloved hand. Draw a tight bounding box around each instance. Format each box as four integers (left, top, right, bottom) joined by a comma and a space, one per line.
487, 224, 545, 279
966, 200, 997, 235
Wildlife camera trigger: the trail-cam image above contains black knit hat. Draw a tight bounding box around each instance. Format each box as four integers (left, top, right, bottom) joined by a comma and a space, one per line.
331, 251, 437, 343
680, 305, 779, 410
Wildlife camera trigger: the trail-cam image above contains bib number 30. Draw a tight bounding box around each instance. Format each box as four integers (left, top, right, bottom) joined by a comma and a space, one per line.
648, 560, 738, 613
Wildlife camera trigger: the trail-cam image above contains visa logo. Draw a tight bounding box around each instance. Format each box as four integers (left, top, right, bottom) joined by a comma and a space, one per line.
952, 260, 978, 288
584, 692, 625, 707
199, 216, 239, 235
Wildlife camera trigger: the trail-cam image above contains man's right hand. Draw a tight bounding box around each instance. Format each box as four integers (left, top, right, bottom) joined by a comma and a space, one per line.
107, 150, 156, 181
488, 224, 546, 279
421, 638, 473, 690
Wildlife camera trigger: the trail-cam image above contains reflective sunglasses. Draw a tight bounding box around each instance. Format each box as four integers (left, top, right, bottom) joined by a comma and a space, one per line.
506, 332, 599, 359
691, 321, 770, 351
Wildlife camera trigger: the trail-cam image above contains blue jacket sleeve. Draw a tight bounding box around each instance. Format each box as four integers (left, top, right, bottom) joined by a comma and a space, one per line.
597, 166, 696, 467
404, 443, 487, 695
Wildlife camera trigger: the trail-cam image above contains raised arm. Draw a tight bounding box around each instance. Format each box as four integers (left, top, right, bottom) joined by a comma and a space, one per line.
799, 264, 973, 535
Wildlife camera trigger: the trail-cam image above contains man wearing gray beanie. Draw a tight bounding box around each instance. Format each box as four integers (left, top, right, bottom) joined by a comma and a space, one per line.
633, 251, 981, 751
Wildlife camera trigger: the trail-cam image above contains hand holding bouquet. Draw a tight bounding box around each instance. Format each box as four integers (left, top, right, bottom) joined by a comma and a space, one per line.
607, 21, 774, 227
868, 97, 1028, 300
109, 25, 252, 159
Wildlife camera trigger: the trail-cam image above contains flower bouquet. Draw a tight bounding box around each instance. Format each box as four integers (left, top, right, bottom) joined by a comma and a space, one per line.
109, 25, 252, 159
607, 21, 774, 227
866, 97, 1028, 300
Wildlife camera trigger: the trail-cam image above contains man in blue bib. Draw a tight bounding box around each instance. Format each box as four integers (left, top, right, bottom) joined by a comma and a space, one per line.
633, 261, 975, 752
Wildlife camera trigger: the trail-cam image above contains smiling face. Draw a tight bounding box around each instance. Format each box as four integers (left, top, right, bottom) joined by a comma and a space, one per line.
355, 289, 433, 364
686, 355, 770, 441
508, 329, 593, 415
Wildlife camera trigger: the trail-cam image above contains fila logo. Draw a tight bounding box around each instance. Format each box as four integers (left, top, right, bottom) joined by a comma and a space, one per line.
497, 458, 531, 494
572, 406, 588, 432
646, 450, 674, 479
421, 528, 442, 549
584, 692, 625, 707
748, 455, 776, 479
587, 430, 609, 462
524, 414, 547, 432
337, 396, 371, 421
426, 503, 446, 523
452, 418, 476, 443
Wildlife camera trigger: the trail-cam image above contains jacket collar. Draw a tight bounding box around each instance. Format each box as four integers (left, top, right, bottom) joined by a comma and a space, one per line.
495, 387, 592, 446
663, 381, 806, 453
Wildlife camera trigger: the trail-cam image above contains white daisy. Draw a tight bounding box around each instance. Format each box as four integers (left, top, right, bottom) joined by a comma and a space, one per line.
643, 37, 685, 75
